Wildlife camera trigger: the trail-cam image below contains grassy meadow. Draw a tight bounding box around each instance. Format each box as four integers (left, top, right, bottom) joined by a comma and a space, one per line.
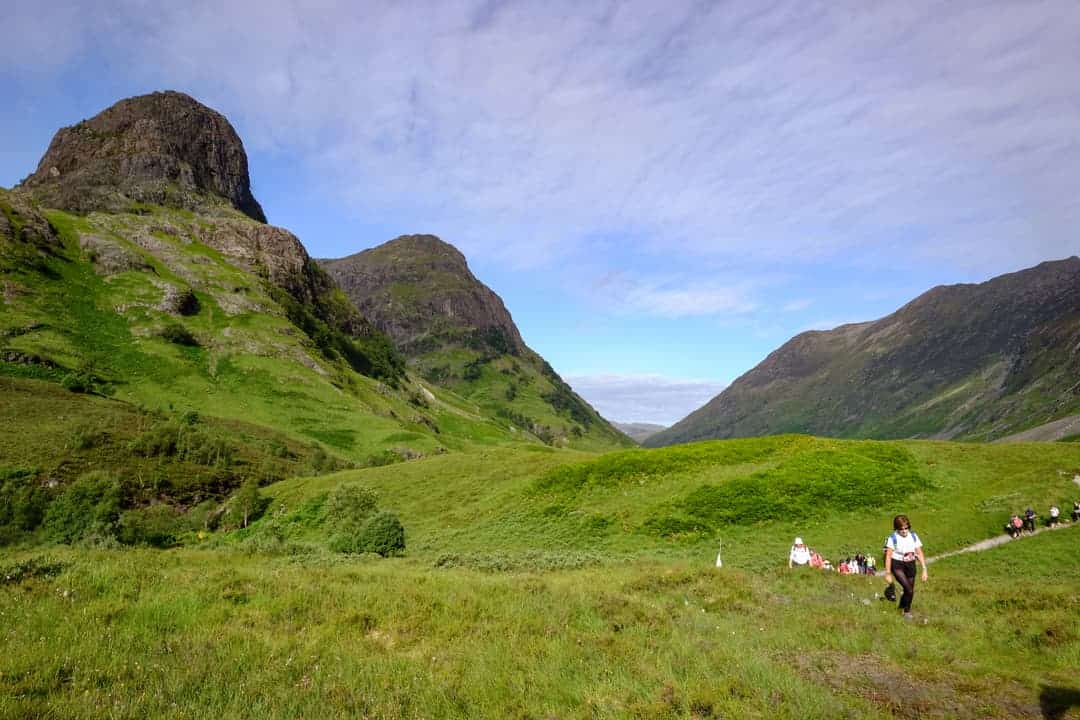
3, 431, 1080, 719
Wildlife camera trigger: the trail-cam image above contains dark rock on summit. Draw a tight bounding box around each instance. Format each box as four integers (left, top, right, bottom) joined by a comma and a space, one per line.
20, 91, 266, 223
319, 234, 526, 355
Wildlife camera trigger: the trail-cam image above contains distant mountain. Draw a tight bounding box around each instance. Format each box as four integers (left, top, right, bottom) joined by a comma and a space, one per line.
320, 237, 632, 449
613, 422, 667, 443
647, 258, 1080, 446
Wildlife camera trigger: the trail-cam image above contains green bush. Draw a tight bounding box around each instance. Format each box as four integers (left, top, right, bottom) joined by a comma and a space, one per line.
323, 485, 404, 556
326, 485, 378, 529
129, 423, 179, 457
0, 469, 49, 536
43, 471, 123, 543
118, 504, 184, 547
159, 322, 199, 346
331, 512, 405, 557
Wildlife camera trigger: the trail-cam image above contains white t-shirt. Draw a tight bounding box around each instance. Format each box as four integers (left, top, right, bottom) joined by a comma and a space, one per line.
884, 531, 922, 563
789, 545, 811, 565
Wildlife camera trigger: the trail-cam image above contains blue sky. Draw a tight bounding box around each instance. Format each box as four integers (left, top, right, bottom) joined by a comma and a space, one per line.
3, 1, 1079, 424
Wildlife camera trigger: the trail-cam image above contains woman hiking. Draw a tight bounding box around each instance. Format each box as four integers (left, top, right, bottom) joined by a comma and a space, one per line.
883, 514, 928, 620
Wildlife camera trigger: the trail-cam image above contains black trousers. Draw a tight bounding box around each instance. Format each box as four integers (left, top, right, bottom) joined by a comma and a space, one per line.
890, 559, 917, 613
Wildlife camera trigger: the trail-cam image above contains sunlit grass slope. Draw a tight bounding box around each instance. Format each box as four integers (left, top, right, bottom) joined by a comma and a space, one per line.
256, 435, 1080, 569
2, 527, 1076, 719
0, 197, 524, 460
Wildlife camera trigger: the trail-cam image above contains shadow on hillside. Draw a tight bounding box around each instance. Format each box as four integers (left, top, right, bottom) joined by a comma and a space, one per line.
1040, 685, 1080, 720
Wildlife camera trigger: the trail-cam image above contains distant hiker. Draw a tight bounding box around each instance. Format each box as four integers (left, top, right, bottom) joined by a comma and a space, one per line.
1073, 501, 1080, 523
883, 514, 928, 620
865, 555, 876, 575
1048, 505, 1060, 527
838, 559, 850, 574
1006, 514, 1022, 539
810, 551, 824, 569
1023, 508, 1037, 533
789, 537, 811, 568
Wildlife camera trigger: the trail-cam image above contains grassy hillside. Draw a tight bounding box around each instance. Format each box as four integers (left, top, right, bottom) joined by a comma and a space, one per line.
0, 193, 533, 462
2, 495, 1077, 718
250, 436, 1080, 568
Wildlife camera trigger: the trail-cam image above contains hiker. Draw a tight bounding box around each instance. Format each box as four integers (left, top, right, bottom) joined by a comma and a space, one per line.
883, 514, 928, 620
1048, 505, 1060, 527
1006, 514, 1022, 539
838, 558, 850, 574
810, 550, 824, 569
865, 554, 876, 575
1073, 501, 1080, 523
1023, 508, 1037, 533
789, 537, 811, 568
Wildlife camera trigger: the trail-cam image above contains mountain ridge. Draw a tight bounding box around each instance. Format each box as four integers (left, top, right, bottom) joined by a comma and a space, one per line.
647, 256, 1080, 446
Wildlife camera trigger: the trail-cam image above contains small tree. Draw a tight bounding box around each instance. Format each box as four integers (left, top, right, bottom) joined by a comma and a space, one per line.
232, 478, 262, 529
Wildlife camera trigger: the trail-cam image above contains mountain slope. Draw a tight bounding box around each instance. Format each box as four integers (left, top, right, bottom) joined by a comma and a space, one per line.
320, 236, 632, 450
647, 257, 1080, 446
1, 92, 542, 471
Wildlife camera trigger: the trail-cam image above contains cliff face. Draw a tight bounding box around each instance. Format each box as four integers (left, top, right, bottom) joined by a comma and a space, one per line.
319, 234, 526, 355
21, 91, 266, 223
647, 257, 1080, 446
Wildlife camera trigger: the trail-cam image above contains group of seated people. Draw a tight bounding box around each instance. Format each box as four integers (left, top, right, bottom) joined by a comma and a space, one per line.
788, 537, 876, 574
1004, 502, 1078, 538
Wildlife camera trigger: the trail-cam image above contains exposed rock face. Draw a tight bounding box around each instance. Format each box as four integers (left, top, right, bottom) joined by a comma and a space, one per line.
647, 257, 1080, 446
319, 234, 526, 354
20, 91, 266, 222
0, 190, 61, 253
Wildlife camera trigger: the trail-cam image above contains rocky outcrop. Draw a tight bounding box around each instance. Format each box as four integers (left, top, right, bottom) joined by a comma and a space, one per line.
647, 257, 1080, 446
0, 190, 61, 253
319, 234, 527, 354
20, 91, 266, 222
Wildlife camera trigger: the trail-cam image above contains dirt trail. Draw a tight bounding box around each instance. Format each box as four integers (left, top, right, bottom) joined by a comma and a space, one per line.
924, 521, 1076, 566
870, 521, 1078, 576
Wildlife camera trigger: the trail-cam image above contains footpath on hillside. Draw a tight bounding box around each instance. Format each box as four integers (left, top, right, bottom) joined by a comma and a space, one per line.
872, 520, 1078, 576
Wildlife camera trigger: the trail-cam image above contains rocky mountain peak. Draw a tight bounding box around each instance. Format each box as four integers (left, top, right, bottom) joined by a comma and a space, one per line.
319, 234, 526, 355
20, 90, 266, 223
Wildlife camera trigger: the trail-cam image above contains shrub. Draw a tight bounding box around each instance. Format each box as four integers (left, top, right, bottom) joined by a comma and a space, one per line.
118, 504, 184, 547
159, 322, 198, 346
326, 485, 378, 529
129, 423, 179, 457
69, 423, 108, 450
355, 512, 405, 557
0, 469, 49, 535
43, 471, 123, 543
331, 511, 405, 557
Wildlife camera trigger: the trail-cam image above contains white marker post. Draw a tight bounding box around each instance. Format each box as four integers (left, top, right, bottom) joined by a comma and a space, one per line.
715, 538, 722, 568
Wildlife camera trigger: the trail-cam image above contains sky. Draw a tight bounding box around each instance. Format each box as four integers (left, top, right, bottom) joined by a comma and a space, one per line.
3, 0, 1079, 425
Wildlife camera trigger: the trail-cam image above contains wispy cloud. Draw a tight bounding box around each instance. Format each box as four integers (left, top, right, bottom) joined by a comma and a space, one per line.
7, 0, 1079, 280
566, 373, 727, 425
783, 299, 812, 312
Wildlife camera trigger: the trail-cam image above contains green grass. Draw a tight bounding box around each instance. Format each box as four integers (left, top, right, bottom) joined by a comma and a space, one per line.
1, 526, 1077, 719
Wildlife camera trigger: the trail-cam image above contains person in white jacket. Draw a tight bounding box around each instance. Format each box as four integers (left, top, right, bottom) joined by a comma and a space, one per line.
788, 537, 811, 568
883, 514, 928, 619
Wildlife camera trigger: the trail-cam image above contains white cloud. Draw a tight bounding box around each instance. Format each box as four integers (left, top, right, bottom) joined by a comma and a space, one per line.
6, 0, 1080, 279
566, 373, 727, 425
